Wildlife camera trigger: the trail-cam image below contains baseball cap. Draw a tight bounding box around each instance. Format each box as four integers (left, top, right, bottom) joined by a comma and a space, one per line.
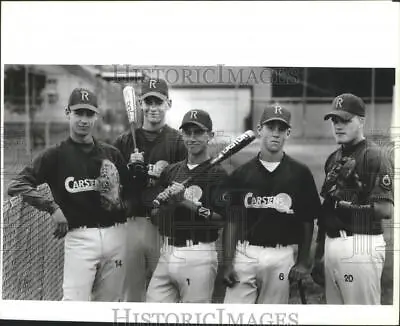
180, 109, 213, 131
140, 78, 169, 101
68, 88, 99, 114
324, 93, 366, 121
259, 104, 291, 128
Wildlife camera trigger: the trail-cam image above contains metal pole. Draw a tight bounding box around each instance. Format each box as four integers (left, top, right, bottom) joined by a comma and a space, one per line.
45, 89, 50, 148
25, 65, 31, 155
371, 68, 376, 132
302, 68, 308, 137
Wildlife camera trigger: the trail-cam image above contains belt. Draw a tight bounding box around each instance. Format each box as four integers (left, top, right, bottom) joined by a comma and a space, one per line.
164, 237, 214, 247
327, 229, 383, 238
327, 230, 353, 238
240, 240, 291, 248
71, 220, 125, 230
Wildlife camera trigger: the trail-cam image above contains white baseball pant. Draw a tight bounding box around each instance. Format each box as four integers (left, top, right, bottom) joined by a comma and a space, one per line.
62, 222, 127, 301
122, 217, 162, 302
324, 232, 386, 304
146, 239, 218, 303
224, 241, 297, 304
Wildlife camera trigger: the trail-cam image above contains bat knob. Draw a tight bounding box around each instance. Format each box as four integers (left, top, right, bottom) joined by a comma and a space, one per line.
152, 199, 161, 208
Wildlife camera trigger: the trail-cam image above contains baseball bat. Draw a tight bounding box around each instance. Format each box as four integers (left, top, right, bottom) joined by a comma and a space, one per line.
298, 280, 307, 304
123, 85, 140, 152
152, 130, 256, 208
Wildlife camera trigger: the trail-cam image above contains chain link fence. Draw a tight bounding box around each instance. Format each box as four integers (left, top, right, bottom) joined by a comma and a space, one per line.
2, 185, 64, 300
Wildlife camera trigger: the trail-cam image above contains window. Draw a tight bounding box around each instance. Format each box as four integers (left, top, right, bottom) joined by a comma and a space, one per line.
48, 93, 59, 104
46, 78, 57, 85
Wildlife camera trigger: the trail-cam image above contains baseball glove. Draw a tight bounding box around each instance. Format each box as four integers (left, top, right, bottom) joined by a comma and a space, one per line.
96, 159, 122, 211
127, 160, 149, 186
321, 156, 362, 202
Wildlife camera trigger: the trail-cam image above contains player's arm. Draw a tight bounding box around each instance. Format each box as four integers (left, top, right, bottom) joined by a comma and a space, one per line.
112, 148, 140, 217
8, 147, 68, 239
290, 168, 321, 281
150, 166, 173, 224
314, 156, 335, 260
8, 147, 60, 214
218, 173, 243, 287
112, 133, 130, 162
338, 148, 394, 220
176, 167, 229, 223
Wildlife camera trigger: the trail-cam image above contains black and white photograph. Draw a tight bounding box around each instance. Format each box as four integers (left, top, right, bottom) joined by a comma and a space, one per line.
1, 2, 399, 325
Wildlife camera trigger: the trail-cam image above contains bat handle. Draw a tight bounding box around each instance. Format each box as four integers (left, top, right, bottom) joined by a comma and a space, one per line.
152, 181, 184, 208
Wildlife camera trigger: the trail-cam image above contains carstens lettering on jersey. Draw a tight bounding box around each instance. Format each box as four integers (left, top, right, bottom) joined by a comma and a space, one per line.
65, 177, 98, 193
244, 192, 294, 214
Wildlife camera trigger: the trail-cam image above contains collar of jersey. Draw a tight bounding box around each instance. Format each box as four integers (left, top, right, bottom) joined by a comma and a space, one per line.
340, 138, 367, 156
255, 152, 286, 174
183, 157, 212, 172
68, 136, 98, 150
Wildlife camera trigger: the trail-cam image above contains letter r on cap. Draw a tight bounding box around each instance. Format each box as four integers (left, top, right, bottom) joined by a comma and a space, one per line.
81, 90, 89, 101
149, 79, 157, 89
190, 110, 198, 119
336, 97, 343, 109
274, 105, 282, 115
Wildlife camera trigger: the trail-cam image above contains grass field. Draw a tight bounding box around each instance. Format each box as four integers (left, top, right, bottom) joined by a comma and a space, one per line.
2, 137, 394, 304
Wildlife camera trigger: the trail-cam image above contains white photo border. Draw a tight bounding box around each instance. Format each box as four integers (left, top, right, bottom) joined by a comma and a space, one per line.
1, 1, 399, 325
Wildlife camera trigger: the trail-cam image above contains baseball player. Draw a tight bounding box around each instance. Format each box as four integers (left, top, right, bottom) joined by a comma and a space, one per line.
146, 109, 228, 303
221, 104, 321, 304
113, 77, 187, 302
7, 88, 136, 301
312, 93, 394, 305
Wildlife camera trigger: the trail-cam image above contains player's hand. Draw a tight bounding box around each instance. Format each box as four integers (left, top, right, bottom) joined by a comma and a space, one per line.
165, 182, 185, 204
223, 263, 239, 288
311, 259, 325, 287
289, 262, 309, 282
51, 208, 69, 239
129, 151, 144, 163
157, 182, 185, 204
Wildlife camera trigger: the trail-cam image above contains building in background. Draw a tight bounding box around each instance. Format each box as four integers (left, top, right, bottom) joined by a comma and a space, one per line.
98, 65, 395, 141
4, 65, 125, 150
4, 65, 395, 153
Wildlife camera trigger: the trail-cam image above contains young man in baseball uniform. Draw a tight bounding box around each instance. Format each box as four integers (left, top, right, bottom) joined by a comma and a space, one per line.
113, 77, 187, 302
146, 109, 227, 303
221, 104, 321, 304
8, 88, 136, 301
312, 93, 394, 305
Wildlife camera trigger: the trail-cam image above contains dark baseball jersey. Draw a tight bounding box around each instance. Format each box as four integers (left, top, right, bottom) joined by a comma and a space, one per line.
8, 137, 134, 230
155, 159, 228, 244
113, 125, 187, 216
318, 139, 394, 237
220, 153, 321, 246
